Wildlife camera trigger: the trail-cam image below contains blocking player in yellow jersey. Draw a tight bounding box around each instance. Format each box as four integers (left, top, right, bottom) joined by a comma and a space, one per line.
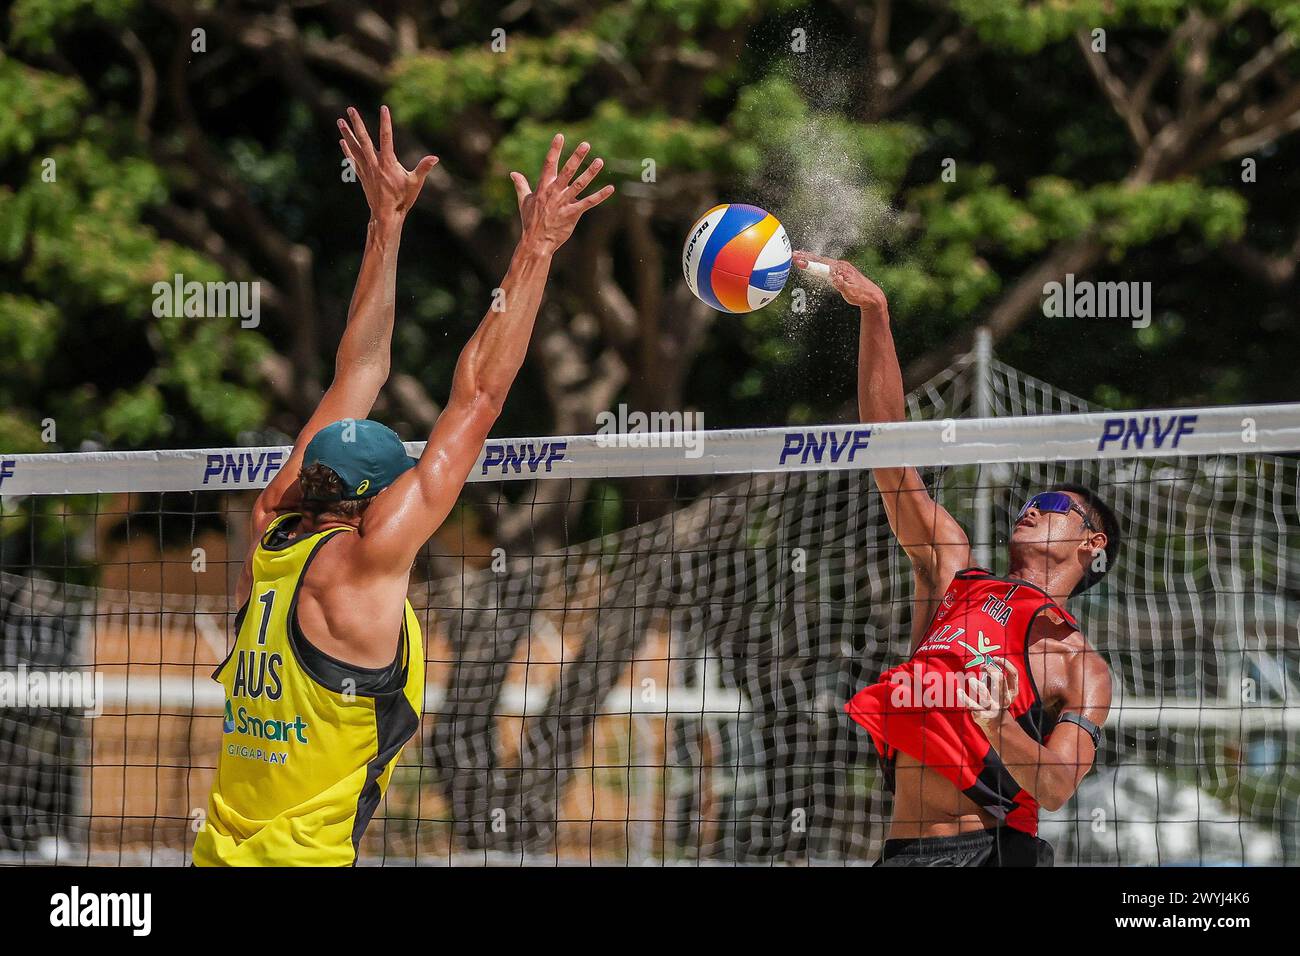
193, 106, 614, 866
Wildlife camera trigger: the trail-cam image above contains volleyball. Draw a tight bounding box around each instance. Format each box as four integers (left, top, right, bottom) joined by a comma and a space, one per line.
682, 203, 791, 313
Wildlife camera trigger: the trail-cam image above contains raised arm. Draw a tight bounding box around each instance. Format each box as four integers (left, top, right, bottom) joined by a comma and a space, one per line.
251, 106, 438, 538
355, 134, 613, 572
793, 252, 970, 647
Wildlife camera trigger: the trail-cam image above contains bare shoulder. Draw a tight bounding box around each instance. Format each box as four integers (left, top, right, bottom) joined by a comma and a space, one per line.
297, 533, 412, 667
1038, 633, 1112, 677
1030, 610, 1100, 659
1029, 619, 1113, 715
1060, 630, 1112, 679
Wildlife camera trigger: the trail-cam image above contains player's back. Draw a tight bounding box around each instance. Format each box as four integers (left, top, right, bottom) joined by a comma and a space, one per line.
193, 513, 424, 866
291, 513, 413, 669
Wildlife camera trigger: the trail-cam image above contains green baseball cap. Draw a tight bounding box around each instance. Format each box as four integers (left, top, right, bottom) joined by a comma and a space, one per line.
303, 419, 416, 500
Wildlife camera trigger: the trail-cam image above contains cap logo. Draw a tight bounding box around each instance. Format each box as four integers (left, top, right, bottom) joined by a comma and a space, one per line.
355, 479, 370, 496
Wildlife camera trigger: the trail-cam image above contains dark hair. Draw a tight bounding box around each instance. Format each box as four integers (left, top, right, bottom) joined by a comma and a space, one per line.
1051, 482, 1120, 596
299, 463, 371, 519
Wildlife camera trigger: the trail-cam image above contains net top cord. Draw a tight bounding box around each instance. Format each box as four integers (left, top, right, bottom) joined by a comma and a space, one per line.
1, 400, 1297, 495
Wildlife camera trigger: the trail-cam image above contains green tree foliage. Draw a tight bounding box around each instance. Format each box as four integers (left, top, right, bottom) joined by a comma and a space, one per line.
0, 51, 268, 452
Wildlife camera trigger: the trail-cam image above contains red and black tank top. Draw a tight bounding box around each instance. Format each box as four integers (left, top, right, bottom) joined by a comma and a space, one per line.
845, 567, 1079, 836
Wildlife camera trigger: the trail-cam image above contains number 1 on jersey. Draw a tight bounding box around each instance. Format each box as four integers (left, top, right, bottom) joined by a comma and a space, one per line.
256, 589, 276, 645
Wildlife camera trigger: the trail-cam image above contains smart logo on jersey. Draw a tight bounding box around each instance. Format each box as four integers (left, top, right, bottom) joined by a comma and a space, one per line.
1098, 414, 1196, 452
223, 700, 309, 744
778, 429, 871, 466
201, 450, 285, 486
480, 440, 567, 476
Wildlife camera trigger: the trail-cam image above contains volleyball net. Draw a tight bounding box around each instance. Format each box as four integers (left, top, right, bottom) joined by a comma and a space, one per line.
2, 355, 1299, 866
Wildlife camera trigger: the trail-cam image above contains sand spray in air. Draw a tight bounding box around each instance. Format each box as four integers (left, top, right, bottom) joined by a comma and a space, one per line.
748, 52, 903, 323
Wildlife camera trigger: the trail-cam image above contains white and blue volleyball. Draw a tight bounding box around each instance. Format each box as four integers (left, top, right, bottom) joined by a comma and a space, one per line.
682, 203, 792, 313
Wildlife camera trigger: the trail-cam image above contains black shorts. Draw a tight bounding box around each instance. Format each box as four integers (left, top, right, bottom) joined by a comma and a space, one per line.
876, 827, 1053, 867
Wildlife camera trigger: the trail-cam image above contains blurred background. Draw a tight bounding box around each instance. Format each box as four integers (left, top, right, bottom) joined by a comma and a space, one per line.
2, 1, 1300, 865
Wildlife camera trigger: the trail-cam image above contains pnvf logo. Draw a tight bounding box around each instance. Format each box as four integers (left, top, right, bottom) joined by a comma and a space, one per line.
201, 450, 285, 486
480, 441, 567, 476
778, 429, 871, 466
1098, 414, 1197, 452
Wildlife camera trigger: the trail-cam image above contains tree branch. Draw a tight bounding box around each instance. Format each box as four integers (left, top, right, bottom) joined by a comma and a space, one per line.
886, 26, 973, 117
116, 28, 158, 140
1075, 30, 1149, 151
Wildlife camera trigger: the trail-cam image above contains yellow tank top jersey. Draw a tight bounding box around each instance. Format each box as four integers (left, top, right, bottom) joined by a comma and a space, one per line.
193, 513, 424, 866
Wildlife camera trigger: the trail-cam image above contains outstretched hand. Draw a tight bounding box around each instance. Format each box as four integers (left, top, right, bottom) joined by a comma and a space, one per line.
512, 134, 615, 255
793, 250, 888, 312
338, 105, 438, 224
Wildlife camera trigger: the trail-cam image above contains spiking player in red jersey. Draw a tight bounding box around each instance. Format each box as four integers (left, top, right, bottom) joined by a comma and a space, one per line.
794, 251, 1120, 868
